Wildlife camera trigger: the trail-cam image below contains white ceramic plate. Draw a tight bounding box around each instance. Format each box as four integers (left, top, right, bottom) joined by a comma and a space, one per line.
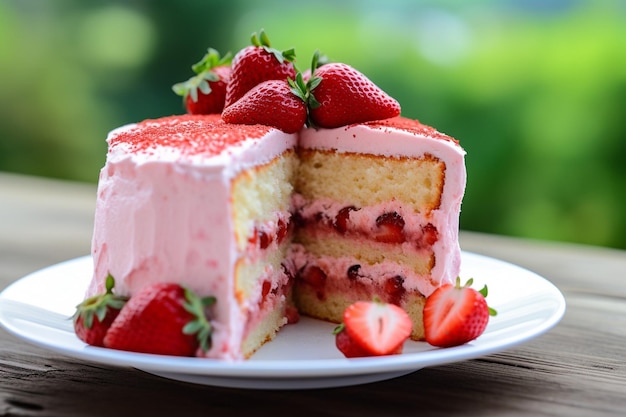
0, 252, 565, 390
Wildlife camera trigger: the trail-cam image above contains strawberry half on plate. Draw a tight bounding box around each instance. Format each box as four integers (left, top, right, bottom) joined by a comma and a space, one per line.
334, 299, 412, 358
423, 277, 497, 348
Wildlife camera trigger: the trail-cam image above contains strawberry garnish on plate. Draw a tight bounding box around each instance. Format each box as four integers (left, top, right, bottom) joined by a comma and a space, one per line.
423, 277, 497, 348
221, 78, 307, 133
334, 299, 412, 358
73, 274, 128, 347
172, 48, 232, 115
308, 61, 401, 128
103, 283, 216, 357
224, 29, 297, 108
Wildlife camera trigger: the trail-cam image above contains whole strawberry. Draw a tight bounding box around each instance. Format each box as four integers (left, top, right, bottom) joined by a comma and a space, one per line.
224, 29, 297, 108
222, 79, 307, 134
73, 274, 128, 347
172, 48, 232, 115
334, 299, 412, 358
103, 283, 216, 356
309, 62, 401, 128
423, 277, 497, 348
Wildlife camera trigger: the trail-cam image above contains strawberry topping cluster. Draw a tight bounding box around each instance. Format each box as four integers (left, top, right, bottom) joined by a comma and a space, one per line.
173, 29, 401, 133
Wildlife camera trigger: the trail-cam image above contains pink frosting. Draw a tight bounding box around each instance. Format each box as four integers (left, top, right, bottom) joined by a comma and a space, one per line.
89, 115, 297, 360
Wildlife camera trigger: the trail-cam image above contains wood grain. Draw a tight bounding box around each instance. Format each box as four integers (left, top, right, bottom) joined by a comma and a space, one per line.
1, 172, 625, 416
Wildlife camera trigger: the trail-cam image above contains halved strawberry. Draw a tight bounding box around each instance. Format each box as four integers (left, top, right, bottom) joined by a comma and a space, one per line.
309, 62, 401, 128
172, 48, 232, 114
103, 283, 216, 356
423, 277, 497, 348
374, 212, 405, 243
334, 205, 358, 234
73, 274, 128, 347
299, 265, 327, 289
224, 29, 297, 108
221, 79, 307, 133
334, 299, 412, 357
421, 223, 439, 247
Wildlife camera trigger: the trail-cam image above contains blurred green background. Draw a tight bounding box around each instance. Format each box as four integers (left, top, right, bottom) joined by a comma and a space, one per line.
1, 0, 625, 249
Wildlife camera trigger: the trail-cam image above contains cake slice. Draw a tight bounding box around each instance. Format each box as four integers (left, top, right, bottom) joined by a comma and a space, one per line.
291, 116, 466, 340
88, 114, 299, 360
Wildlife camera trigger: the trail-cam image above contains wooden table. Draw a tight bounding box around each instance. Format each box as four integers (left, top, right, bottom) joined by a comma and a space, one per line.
1, 171, 625, 416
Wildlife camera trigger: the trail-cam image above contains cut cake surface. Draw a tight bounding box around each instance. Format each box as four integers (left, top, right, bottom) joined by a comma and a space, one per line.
292, 117, 466, 339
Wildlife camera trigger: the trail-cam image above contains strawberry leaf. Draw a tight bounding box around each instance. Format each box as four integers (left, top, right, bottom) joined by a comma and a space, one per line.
202, 71, 220, 83
94, 303, 108, 323
105, 274, 115, 293
182, 320, 204, 335
191, 48, 232, 74
172, 48, 231, 102
182, 288, 216, 353
171, 82, 187, 96
470, 282, 497, 316
251, 28, 295, 64
197, 80, 211, 95
333, 323, 346, 335
73, 274, 127, 329
287, 74, 307, 102
281, 47, 296, 63
251, 29, 271, 48
307, 49, 329, 74
479, 284, 488, 298
307, 49, 326, 93
307, 76, 322, 92
307, 51, 323, 95
287, 72, 322, 127
202, 296, 216, 307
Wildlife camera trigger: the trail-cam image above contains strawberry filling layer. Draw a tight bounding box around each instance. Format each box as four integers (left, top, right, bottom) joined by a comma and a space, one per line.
287, 243, 439, 301
292, 195, 438, 250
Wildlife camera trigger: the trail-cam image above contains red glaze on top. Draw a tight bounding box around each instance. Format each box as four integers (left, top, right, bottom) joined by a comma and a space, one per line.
363, 117, 459, 145
109, 114, 275, 157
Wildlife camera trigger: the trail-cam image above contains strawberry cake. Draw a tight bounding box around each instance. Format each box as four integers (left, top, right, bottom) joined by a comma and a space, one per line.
77, 30, 467, 360
292, 117, 465, 340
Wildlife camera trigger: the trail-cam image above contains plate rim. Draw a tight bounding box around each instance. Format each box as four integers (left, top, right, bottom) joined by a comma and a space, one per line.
0, 252, 566, 380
